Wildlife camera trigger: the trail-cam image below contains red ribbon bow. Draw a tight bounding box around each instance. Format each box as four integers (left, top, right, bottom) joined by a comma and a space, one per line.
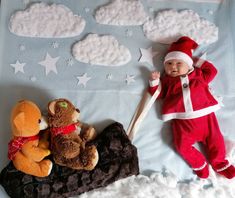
50, 123, 80, 137
8, 135, 39, 160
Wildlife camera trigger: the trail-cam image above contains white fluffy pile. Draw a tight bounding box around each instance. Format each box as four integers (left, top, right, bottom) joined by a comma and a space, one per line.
72, 34, 131, 66
78, 171, 181, 198
76, 168, 235, 198
143, 9, 218, 44
9, 3, 86, 38
95, 0, 148, 25
75, 139, 235, 198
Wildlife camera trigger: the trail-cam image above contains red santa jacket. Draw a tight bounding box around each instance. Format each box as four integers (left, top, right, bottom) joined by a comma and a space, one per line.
148, 59, 220, 121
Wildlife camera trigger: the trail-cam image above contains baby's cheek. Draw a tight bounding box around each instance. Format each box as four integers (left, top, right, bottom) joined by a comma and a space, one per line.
165, 68, 170, 74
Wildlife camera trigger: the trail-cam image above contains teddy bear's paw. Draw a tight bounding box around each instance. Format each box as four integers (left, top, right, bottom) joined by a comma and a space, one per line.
82, 127, 97, 142
59, 140, 81, 159
39, 159, 53, 176
81, 145, 99, 171
44, 149, 51, 157
39, 140, 50, 149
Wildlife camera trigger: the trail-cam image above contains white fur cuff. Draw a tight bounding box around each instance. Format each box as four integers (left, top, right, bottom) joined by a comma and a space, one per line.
149, 79, 159, 87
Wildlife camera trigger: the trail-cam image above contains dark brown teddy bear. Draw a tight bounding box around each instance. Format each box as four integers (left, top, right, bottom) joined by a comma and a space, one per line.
47, 98, 98, 170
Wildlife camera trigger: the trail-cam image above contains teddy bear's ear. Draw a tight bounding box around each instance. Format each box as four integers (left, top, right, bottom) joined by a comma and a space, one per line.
48, 101, 57, 115
13, 112, 25, 130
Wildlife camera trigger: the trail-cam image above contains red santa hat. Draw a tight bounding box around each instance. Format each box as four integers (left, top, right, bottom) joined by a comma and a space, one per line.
164, 36, 198, 69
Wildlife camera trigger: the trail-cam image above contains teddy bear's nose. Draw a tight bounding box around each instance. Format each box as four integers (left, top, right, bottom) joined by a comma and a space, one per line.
76, 108, 80, 113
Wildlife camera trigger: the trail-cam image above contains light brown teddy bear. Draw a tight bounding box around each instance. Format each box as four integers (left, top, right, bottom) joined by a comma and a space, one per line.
47, 98, 99, 170
8, 100, 53, 177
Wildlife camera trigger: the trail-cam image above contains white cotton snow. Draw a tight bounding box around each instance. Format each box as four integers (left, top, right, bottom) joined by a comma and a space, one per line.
74, 143, 235, 198
95, 0, 148, 26
9, 3, 86, 38
75, 168, 235, 198
72, 34, 131, 66
143, 9, 218, 45
78, 171, 181, 198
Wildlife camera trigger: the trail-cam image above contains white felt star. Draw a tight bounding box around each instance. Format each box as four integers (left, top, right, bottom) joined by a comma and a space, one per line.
208, 9, 214, 15
52, 41, 59, 49
19, 44, 26, 51
66, 58, 74, 66
76, 73, 91, 87
38, 53, 60, 75
209, 87, 224, 107
125, 29, 133, 37
84, 7, 90, 13
139, 47, 158, 66
106, 74, 113, 80
10, 60, 26, 74
125, 74, 136, 85
30, 76, 37, 82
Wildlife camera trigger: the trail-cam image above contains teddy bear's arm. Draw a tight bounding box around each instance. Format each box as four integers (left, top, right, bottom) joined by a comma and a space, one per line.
80, 123, 97, 142
21, 140, 51, 162
38, 130, 50, 149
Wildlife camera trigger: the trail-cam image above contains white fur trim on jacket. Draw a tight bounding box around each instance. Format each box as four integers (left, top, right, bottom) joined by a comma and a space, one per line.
162, 104, 220, 121
149, 79, 159, 87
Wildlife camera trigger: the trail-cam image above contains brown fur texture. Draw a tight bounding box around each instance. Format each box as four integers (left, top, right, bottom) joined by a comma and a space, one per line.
48, 98, 98, 170
48, 99, 75, 127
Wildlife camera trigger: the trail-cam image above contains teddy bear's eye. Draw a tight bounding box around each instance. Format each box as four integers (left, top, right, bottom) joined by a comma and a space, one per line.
38, 119, 41, 123
76, 108, 80, 113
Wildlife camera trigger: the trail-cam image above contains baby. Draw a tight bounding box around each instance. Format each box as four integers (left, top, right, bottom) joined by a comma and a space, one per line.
149, 36, 235, 179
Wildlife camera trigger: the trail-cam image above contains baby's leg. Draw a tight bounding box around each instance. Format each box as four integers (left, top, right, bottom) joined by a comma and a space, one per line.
205, 113, 235, 179
172, 119, 209, 178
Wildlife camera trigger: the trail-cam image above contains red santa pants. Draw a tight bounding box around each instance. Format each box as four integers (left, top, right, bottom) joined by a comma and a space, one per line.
172, 113, 229, 172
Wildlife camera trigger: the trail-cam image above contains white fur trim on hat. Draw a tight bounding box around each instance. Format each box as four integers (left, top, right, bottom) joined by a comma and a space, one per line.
164, 51, 193, 68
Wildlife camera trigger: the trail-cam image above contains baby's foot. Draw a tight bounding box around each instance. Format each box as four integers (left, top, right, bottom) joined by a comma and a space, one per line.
217, 165, 235, 179
194, 164, 209, 179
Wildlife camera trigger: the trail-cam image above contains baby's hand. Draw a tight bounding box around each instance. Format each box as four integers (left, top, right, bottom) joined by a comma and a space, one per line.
150, 71, 160, 80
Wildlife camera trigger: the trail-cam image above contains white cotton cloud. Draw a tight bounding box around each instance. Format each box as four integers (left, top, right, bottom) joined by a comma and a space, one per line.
143, 9, 218, 45
72, 34, 131, 66
95, 0, 148, 26
9, 3, 86, 38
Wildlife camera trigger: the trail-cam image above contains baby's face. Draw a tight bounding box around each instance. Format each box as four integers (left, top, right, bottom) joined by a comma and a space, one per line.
164, 59, 190, 77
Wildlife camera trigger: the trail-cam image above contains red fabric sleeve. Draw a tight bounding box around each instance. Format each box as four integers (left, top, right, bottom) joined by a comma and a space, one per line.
200, 61, 218, 84
148, 80, 165, 99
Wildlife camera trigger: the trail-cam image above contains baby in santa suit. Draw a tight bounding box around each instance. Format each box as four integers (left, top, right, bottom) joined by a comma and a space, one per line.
149, 36, 235, 179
